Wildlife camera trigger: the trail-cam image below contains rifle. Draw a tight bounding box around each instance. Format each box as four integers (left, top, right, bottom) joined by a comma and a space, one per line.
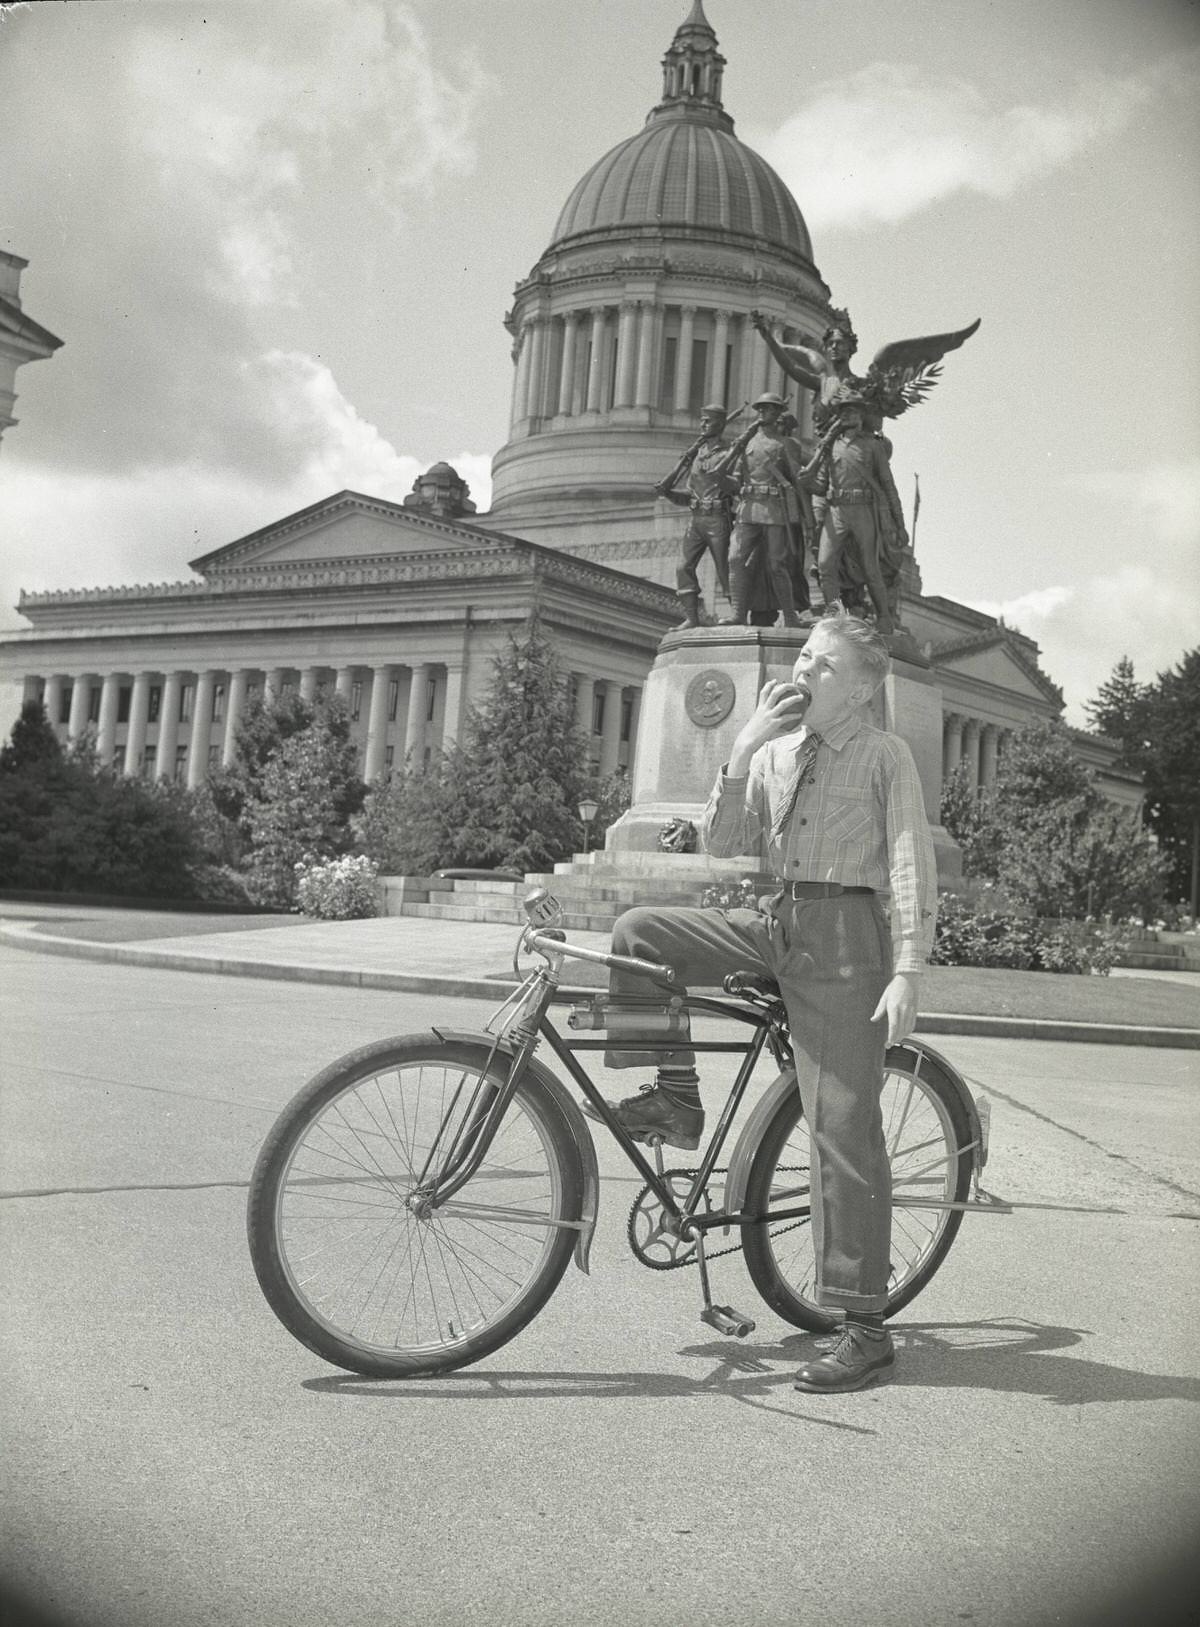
654, 402, 752, 496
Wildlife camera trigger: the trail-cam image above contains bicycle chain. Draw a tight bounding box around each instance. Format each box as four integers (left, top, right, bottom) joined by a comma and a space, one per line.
626, 1166, 810, 1271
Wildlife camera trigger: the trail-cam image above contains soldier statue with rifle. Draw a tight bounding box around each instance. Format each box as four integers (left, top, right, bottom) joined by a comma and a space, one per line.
654, 402, 744, 630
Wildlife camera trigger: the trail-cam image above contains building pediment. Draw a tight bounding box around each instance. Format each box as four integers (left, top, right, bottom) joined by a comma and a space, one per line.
932, 631, 1063, 707
189, 490, 507, 577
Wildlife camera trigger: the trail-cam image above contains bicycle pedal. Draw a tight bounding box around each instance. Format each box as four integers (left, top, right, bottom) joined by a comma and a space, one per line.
700, 1304, 756, 1339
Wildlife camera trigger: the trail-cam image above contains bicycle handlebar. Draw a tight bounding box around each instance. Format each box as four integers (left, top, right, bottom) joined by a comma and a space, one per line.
524, 929, 677, 985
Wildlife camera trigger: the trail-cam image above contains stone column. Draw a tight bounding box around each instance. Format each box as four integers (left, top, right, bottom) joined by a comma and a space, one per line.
511, 319, 532, 427
223, 669, 250, 767
709, 309, 731, 406
43, 674, 64, 731
585, 308, 607, 413
186, 670, 217, 788
598, 681, 622, 778
525, 317, 546, 422
299, 666, 319, 703
626, 686, 642, 774
573, 674, 596, 742
673, 305, 696, 413
614, 302, 638, 407
123, 673, 152, 777
334, 666, 354, 704
962, 718, 981, 792
738, 315, 758, 404
557, 311, 580, 416
96, 674, 121, 765
363, 664, 393, 783
441, 665, 465, 750
980, 724, 1000, 791
942, 712, 964, 779
633, 302, 655, 408
67, 675, 92, 741
264, 667, 284, 704
155, 672, 183, 781
404, 663, 432, 762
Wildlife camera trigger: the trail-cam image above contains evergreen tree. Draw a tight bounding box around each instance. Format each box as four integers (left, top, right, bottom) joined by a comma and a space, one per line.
0, 699, 63, 776
359, 621, 592, 875
1139, 648, 1200, 913
1084, 656, 1150, 769
228, 693, 365, 906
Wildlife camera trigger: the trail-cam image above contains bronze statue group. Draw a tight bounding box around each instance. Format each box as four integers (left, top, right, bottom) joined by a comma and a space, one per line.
656, 307, 979, 639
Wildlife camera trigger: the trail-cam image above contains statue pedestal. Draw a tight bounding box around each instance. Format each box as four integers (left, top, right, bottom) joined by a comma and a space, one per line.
604, 623, 961, 883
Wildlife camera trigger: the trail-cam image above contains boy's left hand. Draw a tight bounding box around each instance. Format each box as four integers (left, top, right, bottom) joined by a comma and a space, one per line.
871, 972, 919, 1047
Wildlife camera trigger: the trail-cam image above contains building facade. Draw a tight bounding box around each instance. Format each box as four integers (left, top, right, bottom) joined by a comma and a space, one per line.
0, 251, 63, 448
0, 2, 1139, 817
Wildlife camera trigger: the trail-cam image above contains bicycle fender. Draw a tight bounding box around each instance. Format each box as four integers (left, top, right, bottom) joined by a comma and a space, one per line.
897, 1039, 987, 1172
723, 1067, 797, 1221
430, 1027, 600, 1274
723, 1041, 986, 1222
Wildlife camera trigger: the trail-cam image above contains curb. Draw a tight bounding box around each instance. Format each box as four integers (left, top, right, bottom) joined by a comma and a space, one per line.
4, 922, 1198, 1049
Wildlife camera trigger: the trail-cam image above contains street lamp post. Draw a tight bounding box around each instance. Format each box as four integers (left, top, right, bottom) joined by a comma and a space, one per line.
578, 796, 599, 855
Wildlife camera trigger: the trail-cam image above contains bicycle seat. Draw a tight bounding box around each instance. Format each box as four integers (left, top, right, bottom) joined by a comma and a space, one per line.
723, 970, 782, 1002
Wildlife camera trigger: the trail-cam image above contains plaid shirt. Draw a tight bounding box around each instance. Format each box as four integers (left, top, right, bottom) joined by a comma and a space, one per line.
700, 712, 938, 972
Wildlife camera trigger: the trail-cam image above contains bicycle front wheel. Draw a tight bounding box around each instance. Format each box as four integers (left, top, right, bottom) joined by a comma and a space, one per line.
247, 1035, 584, 1377
741, 1045, 974, 1332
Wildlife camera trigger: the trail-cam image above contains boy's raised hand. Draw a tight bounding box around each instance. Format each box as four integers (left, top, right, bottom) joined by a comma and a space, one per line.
728, 679, 809, 775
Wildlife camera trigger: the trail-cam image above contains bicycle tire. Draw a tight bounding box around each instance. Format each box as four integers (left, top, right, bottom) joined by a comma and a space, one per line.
247, 1034, 584, 1378
741, 1044, 974, 1332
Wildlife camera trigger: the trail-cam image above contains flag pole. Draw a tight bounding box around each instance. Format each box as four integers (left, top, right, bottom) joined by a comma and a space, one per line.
911, 472, 921, 555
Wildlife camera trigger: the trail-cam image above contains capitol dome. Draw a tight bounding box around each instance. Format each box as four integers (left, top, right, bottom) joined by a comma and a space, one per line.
485, 1, 832, 590
549, 103, 812, 262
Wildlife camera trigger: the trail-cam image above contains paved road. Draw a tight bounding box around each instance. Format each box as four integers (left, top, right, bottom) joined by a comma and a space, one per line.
2, 948, 1197, 1627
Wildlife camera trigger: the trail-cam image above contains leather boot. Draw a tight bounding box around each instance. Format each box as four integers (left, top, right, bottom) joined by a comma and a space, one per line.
719, 561, 751, 624
673, 590, 700, 630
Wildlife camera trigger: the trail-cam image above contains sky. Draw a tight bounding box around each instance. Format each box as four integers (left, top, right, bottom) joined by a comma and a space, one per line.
1, 0, 1197, 723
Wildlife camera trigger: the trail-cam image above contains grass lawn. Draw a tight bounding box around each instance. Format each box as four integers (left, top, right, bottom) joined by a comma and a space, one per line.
918, 965, 1199, 1028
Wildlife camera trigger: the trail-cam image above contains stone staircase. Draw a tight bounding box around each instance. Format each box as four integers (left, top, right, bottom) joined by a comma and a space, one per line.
1112, 929, 1200, 973
379, 853, 768, 933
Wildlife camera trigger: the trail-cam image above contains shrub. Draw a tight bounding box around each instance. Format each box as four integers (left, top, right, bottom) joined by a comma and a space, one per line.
700, 876, 758, 910
295, 854, 379, 920
930, 892, 1129, 975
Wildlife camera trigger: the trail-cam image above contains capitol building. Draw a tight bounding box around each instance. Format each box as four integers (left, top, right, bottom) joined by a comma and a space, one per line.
0, 2, 1137, 815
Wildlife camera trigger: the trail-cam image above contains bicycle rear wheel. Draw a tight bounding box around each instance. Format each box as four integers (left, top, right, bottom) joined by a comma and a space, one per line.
741, 1045, 974, 1332
247, 1035, 584, 1377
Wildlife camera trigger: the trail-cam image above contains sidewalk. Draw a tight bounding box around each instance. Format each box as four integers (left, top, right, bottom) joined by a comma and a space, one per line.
3, 902, 1198, 1048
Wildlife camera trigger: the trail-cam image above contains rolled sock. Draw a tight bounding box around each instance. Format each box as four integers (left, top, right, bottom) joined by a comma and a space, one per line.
655, 1067, 700, 1106
846, 1311, 886, 1335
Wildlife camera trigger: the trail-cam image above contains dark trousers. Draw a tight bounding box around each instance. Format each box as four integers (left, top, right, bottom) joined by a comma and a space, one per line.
825, 504, 895, 633
731, 522, 797, 619
607, 897, 893, 1312
676, 512, 731, 598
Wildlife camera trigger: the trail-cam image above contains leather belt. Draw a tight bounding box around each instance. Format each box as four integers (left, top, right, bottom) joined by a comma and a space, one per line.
778, 881, 875, 899
829, 487, 871, 503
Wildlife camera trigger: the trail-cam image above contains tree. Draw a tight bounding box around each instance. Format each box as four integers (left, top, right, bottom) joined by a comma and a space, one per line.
949, 719, 1166, 921
229, 694, 365, 907
359, 621, 593, 876
1084, 655, 1150, 769
0, 702, 204, 897
1139, 649, 1200, 915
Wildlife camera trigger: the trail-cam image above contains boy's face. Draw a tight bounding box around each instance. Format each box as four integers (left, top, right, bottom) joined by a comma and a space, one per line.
790, 626, 873, 730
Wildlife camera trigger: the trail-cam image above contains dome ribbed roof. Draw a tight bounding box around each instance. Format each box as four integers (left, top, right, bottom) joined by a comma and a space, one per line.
549, 117, 812, 260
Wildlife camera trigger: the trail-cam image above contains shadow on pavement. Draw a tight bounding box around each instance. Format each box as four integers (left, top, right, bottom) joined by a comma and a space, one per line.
300, 1317, 1200, 1414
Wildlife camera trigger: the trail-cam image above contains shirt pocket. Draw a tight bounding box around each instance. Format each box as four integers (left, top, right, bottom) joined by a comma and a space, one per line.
822, 785, 875, 845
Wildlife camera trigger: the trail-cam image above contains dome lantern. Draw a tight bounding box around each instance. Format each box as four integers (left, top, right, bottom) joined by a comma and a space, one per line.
650, 0, 732, 134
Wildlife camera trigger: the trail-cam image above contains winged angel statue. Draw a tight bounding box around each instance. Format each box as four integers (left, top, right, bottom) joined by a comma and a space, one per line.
750, 307, 980, 436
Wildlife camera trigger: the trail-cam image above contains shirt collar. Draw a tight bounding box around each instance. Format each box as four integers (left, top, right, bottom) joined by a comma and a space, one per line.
802, 711, 862, 752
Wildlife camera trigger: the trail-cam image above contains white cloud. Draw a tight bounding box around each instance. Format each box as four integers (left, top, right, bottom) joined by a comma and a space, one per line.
749, 57, 1193, 231
0, 352, 493, 624
965, 453, 1199, 723
130, 0, 490, 306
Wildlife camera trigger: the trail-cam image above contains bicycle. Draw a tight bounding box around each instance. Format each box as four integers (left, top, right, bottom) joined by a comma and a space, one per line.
247, 889, 1008, 1378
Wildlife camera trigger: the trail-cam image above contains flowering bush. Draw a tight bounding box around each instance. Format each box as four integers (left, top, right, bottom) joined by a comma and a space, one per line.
700, 876, 758, 910
931, 893, 1128, 975
295, 854, 379, 920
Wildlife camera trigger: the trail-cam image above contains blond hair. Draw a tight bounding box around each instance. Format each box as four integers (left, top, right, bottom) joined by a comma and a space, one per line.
820, 609, 891, 694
